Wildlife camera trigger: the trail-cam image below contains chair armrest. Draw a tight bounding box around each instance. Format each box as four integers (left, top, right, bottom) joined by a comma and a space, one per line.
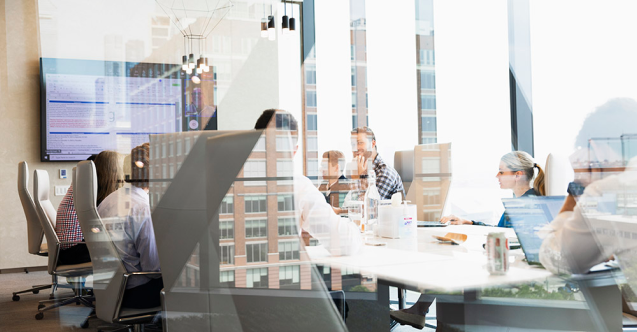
124, 271, 162, 277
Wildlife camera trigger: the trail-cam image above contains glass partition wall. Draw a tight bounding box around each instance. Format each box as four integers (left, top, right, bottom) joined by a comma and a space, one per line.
26, 0, 637, 331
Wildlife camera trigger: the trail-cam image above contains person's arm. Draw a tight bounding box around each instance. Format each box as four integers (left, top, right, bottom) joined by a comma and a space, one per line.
440, 214, 473, 225
135, 210, 161, 272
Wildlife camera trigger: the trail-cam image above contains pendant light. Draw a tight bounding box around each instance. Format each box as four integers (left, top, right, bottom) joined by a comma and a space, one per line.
281, 3, 289, 34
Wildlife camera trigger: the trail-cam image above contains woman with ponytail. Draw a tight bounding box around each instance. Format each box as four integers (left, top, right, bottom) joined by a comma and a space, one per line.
441, 151, 546, 227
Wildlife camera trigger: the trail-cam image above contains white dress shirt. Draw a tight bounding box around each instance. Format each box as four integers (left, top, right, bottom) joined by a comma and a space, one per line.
539, 157, 637, 275
98, 184, 161, 289
294, 174, 362, 256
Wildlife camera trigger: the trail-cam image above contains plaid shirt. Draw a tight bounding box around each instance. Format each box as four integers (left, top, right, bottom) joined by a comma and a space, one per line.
350, 154, 405, 200
55, 185, 83, 249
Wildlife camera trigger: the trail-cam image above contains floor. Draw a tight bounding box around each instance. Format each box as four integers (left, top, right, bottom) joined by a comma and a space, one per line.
0, 271, 111, 331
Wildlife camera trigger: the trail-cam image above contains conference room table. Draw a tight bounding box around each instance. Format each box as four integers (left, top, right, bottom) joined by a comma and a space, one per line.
306, 224, 623, 331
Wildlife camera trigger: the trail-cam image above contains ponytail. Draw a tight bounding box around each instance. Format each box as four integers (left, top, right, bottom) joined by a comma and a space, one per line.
533, 163, 546, 196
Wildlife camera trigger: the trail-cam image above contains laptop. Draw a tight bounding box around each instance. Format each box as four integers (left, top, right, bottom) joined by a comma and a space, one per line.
502, 196, 565, 265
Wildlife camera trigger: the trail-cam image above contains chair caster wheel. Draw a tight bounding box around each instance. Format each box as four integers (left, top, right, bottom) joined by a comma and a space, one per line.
76, 301, 81, 305
12, 295, 20, 301
35, 312, 44, 320
49, 294, 55, 300
38, 304, 45, 309
80, 320, 89, 329
33, 290, 40, 294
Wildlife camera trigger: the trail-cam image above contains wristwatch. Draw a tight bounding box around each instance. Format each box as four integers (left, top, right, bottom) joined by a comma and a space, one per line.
567, 181, 585, 197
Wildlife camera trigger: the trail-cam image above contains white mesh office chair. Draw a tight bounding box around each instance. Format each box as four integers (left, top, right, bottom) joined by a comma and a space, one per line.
74, 161, 161, 332
33, 169, 94, 322
13, 161, 56, 301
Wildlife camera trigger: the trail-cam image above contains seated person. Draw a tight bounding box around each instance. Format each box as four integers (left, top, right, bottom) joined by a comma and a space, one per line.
98, 143, 163, 309
56, 151, 123, 265
255, 110, 362, 256
318, 150, 349, 214
392, 151, 546, 329
441, 150, 546, 226
349, 127, 405, 200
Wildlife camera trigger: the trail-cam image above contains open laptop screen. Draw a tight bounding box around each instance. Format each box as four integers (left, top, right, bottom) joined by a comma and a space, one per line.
502, 196, 565, 265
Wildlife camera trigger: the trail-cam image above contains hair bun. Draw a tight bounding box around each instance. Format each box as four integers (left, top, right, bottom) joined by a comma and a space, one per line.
533, 163, 538, 168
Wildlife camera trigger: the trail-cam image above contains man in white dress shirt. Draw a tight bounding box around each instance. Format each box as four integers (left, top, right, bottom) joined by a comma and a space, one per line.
98, 143, 163, 309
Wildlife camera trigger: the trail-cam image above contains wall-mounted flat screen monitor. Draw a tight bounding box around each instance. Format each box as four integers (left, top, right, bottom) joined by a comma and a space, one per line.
40, 58, 217, 162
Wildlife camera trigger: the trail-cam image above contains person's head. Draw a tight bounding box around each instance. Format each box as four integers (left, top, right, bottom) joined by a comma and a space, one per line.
321, 150, 345, 179
497, 151, 545, 195
351, 127, 376, 158
254, 109, 299, 153
130, 143, 150, 190
93, 151, 124, 206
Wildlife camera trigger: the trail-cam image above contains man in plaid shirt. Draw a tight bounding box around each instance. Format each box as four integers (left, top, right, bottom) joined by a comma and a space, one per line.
350, 127, 404, 200
55, 185, 91, 265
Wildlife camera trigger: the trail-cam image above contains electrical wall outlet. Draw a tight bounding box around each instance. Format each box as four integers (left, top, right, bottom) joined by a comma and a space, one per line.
54, 185, 70, 196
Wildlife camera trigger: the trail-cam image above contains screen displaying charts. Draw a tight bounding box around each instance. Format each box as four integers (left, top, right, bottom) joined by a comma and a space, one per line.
40, 58, 216, 161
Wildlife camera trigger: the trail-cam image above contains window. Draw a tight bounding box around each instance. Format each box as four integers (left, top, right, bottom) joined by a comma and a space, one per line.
350, 45, 355, 60
351, 67, 356, 86
253, 136, 266, 151
423, 189, 441, 206
220, 196, 234, 214
422, 116, 437, 132
276, 113, 298, 130
279, 241, 300, 261
168, 141, 174, 157
279, 265, 300, 289
220, 270, 235, 287
420, 71, 435, 89
307, 159, 319, 178
421, 157, 441, 174
246, 268, 268, 288
277, 160, 294, 185
220, 220, 234, 239
220, 245, 234, 265
306, 90, 317, 107
244, 195, 267, 213
278, 194, 295, 212
421, 137, 438, 144
352, 92, 357, 108
185, 137, 191, 154
419, 49, 435, 66
276, 136, 294, 151
307, 114, 318, 131
306, 137, 318, 152
176, 140, 182, 156
352, 115, 358, 129
305, 64, 316, 85
246, 242, 268, 263
243, 160, 266, 186
278, 217, 297, 236
245, 219, 267, 238
421, 95, 436, 110
162, 143, 166, 158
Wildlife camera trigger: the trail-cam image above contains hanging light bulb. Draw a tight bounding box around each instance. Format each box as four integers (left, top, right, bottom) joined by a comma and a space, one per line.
181, 55, 188, 71
186, 67, 193, 75
261, 19, 268, 38
268, 15, 275, 41
281, 3, 289, 34
196, 67, 203, 74
188, 53, 195, 69
289, 4, 296, 32
203, 58, 210, 72
282, 15, 289, 34
191, 75, 201, 84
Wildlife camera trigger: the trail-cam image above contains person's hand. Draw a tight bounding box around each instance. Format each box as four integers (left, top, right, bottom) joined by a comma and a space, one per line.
333, 207, 345, 215
440, 215, 472, 225
356, 155, 367, 176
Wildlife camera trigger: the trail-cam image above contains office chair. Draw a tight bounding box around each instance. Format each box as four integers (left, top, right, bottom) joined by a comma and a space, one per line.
545, 153, 574, 196
74, 161, 161, 332
33, 169, 94, 323
13, 161, 56, 301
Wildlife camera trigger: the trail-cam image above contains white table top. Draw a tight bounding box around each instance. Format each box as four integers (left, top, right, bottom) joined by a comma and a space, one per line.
307, 225, 553, 292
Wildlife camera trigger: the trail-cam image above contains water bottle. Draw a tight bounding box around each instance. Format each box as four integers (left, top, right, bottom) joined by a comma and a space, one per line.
364, 169, 380, 231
